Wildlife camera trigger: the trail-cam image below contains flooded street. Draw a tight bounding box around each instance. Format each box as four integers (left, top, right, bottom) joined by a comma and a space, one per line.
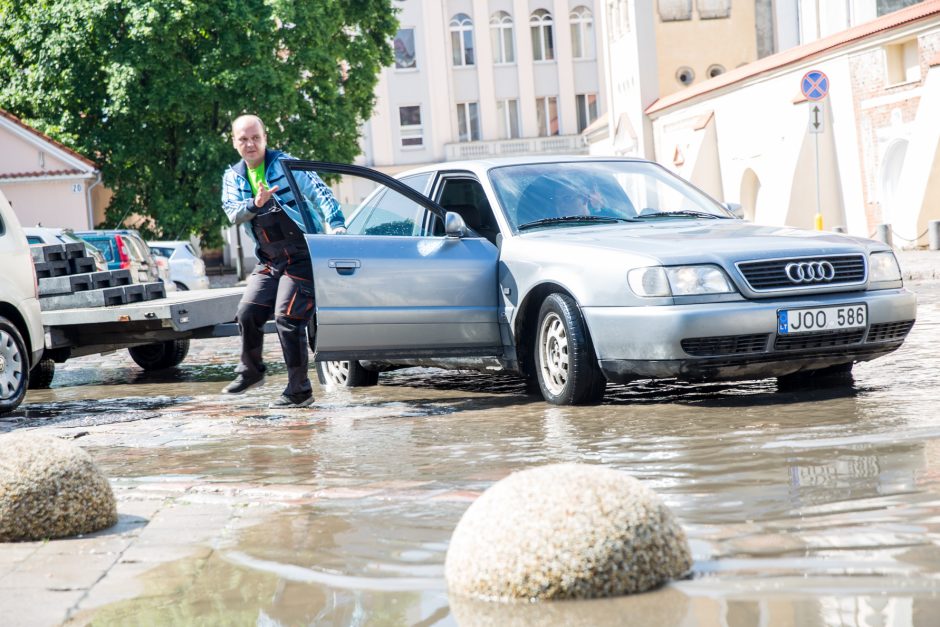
2, 281, 939, 626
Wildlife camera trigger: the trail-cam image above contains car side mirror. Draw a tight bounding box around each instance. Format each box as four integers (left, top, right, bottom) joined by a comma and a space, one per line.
444, 211, 470, 238
724, 202, 745, 220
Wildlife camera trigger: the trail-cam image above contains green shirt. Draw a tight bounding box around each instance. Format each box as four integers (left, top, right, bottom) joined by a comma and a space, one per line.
246, 162, 267, 196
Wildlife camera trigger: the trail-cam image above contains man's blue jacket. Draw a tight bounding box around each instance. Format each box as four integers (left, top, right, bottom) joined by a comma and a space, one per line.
222, 148, 345, 256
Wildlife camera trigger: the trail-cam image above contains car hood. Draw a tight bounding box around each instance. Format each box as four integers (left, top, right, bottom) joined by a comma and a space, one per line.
516, 220, 884, 263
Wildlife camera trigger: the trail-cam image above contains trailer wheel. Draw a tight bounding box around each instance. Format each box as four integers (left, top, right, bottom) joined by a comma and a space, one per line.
0, 316, 29, 414
128, 339, 191, 371
28, 358, 56, 390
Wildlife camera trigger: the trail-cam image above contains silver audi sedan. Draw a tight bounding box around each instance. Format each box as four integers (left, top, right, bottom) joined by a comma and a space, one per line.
283, 157, 916, 405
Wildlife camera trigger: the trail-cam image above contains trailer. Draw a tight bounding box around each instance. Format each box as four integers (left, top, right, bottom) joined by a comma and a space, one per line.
21, 241, 261, 388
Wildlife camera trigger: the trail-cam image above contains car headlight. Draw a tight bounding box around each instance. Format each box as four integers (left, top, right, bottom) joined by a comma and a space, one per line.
869, 251, 902, 283
628, 265, 735, 297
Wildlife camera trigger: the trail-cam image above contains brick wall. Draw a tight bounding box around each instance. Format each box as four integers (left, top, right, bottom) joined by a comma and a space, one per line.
849, 31, 940, 235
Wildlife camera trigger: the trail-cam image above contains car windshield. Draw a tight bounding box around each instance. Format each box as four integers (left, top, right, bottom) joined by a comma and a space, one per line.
488, 160, 733, 232
150, 246, 176, 259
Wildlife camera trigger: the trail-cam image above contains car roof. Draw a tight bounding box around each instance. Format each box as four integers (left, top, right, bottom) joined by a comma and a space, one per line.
22, 226, 65, 236
392, 154, 651, 178
148, 241, 188, 247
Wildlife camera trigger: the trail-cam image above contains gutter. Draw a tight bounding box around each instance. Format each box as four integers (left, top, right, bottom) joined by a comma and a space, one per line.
84, 171, 103, 229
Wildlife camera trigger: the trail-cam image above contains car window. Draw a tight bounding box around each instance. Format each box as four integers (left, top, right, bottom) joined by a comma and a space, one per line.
400, 173, 432, 194
359, 188, 427, 236
150, 246, 175, 259
26, 236, 43, 245
84, 236, 116, 262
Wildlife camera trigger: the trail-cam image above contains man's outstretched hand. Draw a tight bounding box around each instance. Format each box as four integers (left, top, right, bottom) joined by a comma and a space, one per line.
254, 184, 280, 208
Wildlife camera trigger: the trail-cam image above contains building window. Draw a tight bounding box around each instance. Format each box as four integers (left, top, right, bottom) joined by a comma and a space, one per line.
535, 96, 559, 136
490, 11, 515, 64
658, 0, 692, 21
676, 66, 695, 86
450, 13, 475, 66
885, 39, 921, 85
707, 64, 725, 78
570, 7, 595, 60
530, 10, 555, 61
575, 93, 598, 133
393, 28, 417, 69
497, 99, 520, 139
399, 106, 423, 148
457, 102, 481, 142
877, 0, 922, 17
696, 0, 731, 19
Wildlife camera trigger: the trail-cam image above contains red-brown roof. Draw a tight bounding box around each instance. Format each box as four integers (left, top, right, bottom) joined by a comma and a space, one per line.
646, 0, 940, 115
0, 108, 98, 169
0, 169, 88, 180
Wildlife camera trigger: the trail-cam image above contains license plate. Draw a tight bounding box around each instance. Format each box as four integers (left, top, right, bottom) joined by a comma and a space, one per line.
777, 304, 867, 334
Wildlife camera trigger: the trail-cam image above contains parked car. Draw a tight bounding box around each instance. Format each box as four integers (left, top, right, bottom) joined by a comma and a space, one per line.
0, 191, 46, 413
148, 240, 210, 291
279, 157, 916, 405
75, 229, 174, 289
23, 226, 108, 272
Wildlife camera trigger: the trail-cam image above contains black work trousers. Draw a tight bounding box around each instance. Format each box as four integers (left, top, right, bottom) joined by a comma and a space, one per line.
235, 241, 315, 396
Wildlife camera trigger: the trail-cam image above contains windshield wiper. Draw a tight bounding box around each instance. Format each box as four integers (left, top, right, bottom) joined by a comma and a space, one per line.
518, 215, 637, 230
634, 210, 725, 220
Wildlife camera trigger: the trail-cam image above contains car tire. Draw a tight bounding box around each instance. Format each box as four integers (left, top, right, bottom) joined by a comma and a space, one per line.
174, 281, 189, 291
128, 338, 191, 370
0, 316, 29, 414
315, 360, 380, 387
777, 362, 854, 389
28, 357, 56, 390
535, 293, 606, 405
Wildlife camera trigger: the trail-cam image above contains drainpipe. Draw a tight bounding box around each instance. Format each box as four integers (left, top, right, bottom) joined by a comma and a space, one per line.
84, 170, 103, 228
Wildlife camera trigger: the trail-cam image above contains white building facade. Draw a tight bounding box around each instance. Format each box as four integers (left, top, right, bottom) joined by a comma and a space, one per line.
360, 0, 607, 170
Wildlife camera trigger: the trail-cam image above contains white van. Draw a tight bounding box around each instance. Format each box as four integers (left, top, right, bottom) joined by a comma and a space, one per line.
0, 190, 45, 413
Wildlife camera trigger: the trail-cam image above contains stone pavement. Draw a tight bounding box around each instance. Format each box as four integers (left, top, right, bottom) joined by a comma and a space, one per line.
896, 248, 940, 281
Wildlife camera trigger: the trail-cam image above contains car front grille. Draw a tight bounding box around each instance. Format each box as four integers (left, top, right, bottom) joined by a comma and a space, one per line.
737, 254, 867, 291
681, 334, 770, 357
866, 320, 915, 343
774, 329, 866, 351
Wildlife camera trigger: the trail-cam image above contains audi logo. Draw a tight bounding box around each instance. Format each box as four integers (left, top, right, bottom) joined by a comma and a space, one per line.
785, 261, 836, 283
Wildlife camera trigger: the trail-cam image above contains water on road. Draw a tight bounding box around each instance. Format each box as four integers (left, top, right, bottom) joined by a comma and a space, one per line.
4, 282, 939, 626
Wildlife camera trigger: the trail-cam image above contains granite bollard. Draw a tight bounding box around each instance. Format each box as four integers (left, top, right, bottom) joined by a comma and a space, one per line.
0, 433, 117, 542
445, 463, 691, 601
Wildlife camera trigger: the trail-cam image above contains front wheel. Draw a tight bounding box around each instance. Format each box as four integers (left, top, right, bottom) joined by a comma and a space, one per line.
315, 360, 380, 387
535, 293, 606, 405
128, 338, 190, 370
0, 316, 29, 414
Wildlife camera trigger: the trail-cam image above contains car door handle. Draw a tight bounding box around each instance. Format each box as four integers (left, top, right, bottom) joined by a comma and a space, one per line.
328, 259, 361, 269
328, 259, 361, 275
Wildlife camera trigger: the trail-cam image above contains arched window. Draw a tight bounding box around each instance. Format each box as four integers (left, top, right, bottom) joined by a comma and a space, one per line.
449, 13, 475, 66
490, 11, 515, 64
570, 6, 595, 59
530, 10, 555, 61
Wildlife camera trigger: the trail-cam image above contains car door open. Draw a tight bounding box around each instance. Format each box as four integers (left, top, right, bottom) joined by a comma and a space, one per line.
282, 161, 501, 361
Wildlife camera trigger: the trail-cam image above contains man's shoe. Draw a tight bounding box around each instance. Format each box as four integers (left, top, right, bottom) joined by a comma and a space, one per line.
269, 391, 314, 408
222, 374, 265, 394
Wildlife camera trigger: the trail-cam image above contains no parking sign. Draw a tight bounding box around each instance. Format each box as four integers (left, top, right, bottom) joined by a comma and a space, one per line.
801, 70, 829, 101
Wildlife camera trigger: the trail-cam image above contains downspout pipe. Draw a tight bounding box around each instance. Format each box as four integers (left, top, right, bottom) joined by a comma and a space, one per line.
84, 170, 103, 229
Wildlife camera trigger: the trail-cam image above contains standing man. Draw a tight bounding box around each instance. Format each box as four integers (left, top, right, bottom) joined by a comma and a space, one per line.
221, 114, 346, 407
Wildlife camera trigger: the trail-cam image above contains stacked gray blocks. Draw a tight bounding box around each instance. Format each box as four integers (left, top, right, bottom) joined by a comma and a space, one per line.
30, 243, 167, 311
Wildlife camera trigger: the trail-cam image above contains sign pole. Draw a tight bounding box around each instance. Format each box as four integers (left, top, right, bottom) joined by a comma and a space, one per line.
801, 70, 829, 231
814, 127, 822, 231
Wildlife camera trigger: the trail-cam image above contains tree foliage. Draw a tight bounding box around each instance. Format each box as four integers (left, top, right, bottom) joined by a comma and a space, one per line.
0, 0, 396, 245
